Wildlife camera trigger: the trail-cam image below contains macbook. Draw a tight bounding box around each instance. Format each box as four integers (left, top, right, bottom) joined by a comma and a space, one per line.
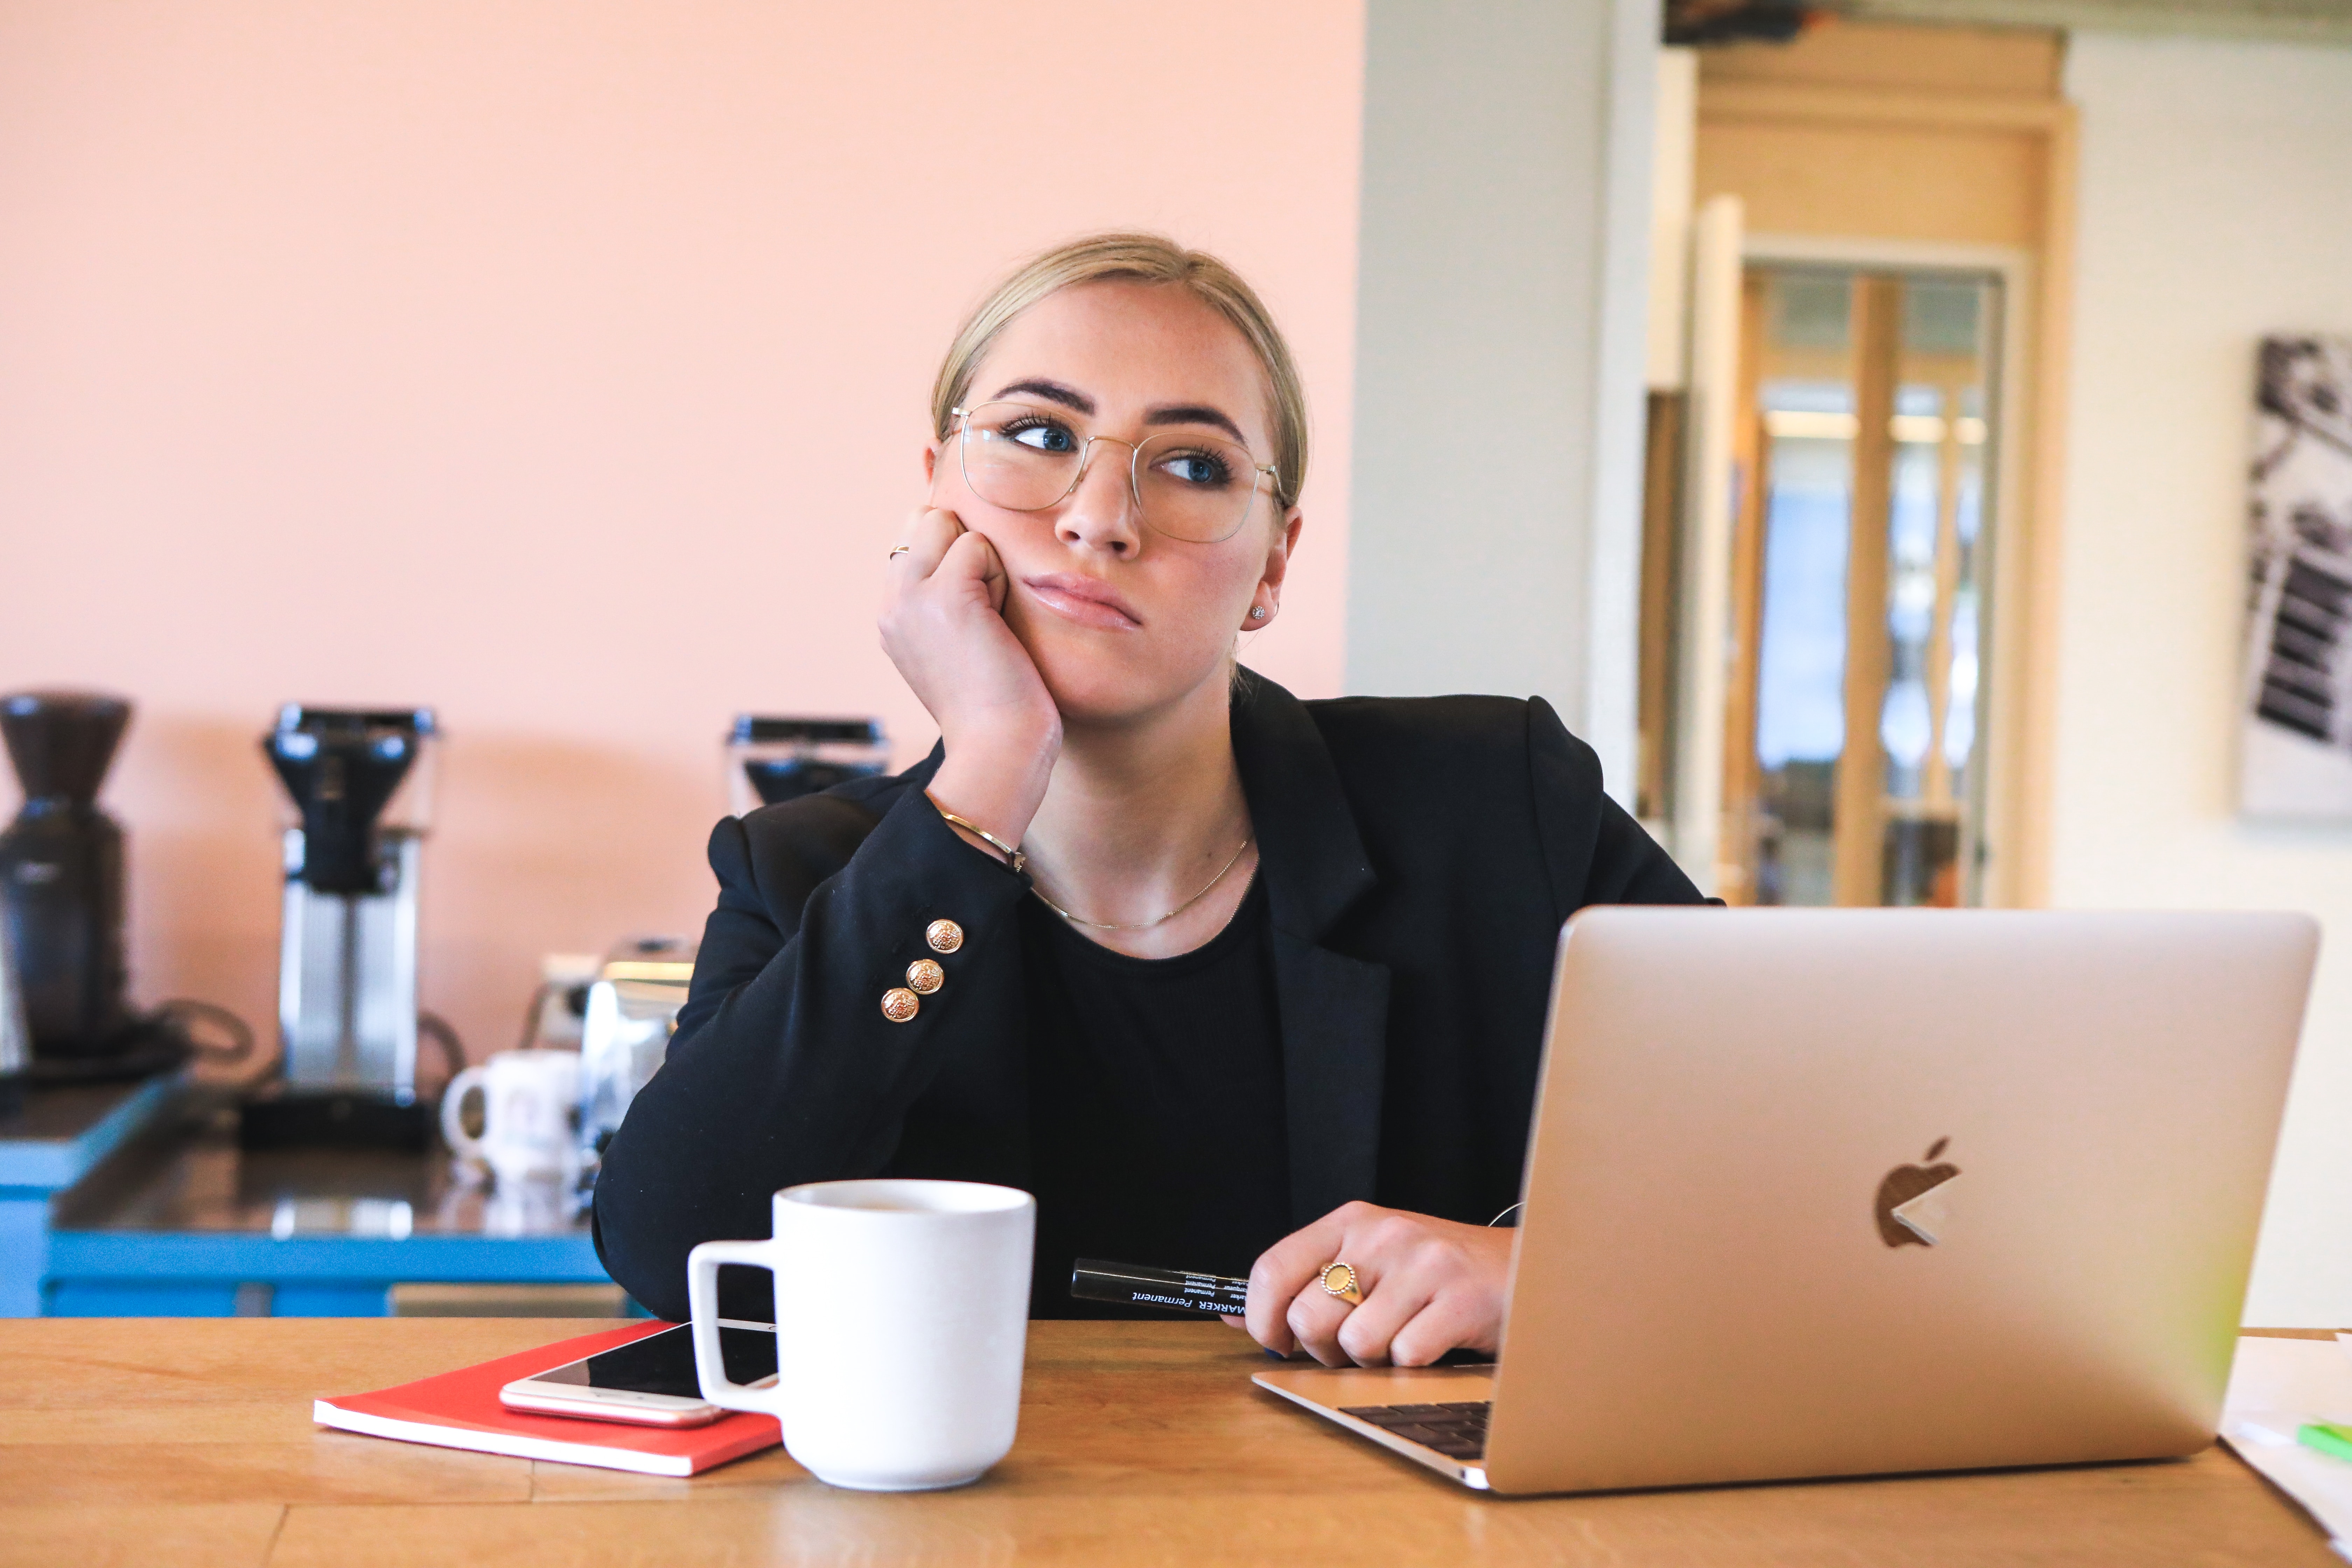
1255, 907, 2319, 1493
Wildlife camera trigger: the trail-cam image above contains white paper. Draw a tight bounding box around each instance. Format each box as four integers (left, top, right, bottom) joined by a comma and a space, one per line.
312, 1398, 697, 1477
2219, 1336, 2352, 1550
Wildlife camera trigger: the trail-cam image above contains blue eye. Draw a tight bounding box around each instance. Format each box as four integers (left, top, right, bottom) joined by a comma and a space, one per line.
1158, 451, 1232, 488
1008, 420, 1078, 454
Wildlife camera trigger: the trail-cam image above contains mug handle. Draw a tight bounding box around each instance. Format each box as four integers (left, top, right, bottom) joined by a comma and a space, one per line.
439, 1064, 488, 1160
688, 1239, 783, 1415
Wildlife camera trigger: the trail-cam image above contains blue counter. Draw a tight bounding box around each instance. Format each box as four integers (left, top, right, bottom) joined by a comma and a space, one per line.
16, 1085, 615, 1317
0, 1076, 184, 1317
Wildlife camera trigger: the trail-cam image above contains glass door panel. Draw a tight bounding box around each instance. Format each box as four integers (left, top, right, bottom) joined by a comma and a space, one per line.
1728, 265, 2001, 908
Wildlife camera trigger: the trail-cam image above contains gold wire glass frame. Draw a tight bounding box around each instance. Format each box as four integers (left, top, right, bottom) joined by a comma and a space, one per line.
951, 400, 1279, 544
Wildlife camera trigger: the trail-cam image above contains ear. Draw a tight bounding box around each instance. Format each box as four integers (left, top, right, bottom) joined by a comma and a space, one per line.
1244, 507, 1304, 628
923, 442, 939, 485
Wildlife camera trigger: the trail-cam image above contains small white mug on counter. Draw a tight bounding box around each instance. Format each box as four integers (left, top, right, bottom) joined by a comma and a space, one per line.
687, 1178, 1035, 1491
440, 1048, 581, 1184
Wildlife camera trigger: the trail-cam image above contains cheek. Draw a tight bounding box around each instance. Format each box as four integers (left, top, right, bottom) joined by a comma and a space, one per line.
962, 517, 1030, 574
924, 471, 1033, 565
1152, 552, 1264, 644
928, 441, 1006, 518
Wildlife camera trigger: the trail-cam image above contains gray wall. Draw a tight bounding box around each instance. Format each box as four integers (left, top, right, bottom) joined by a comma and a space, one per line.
1344, 0, 1658, 798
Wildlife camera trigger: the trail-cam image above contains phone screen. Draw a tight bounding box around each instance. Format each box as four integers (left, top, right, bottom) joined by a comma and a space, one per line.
533, 1323, 777, 1399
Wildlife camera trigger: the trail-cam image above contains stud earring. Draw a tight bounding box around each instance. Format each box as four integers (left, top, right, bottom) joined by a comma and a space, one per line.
1250, 607, 1268, 621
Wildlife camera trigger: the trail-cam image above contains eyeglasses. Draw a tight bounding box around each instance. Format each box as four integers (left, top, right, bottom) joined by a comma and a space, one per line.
950, 400, 1278, 545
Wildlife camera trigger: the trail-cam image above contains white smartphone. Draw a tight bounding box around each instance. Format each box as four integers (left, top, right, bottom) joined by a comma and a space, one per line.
498, 1320, 776, 1428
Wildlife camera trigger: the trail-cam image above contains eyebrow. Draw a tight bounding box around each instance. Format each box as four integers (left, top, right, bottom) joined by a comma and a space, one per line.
1144, 404, 1248, 445
987, 379, 1251, 447
990, 378, 1094, 415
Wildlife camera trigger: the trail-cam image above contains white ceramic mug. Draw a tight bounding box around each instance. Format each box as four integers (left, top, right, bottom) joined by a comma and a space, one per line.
480, 1172, 578, 1237
440, 1048, 582, 1184
687, 1178, 1035, 1491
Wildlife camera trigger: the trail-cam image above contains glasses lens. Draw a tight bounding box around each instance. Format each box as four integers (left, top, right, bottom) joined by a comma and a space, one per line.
960, 402, 1085, 513
1134, 432, 1264, 543
958, 400, 1268, 541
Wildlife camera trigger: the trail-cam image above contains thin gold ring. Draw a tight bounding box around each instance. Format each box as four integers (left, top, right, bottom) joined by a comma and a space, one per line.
1320, 1261, 1363, 1307
887, 544, 911, 560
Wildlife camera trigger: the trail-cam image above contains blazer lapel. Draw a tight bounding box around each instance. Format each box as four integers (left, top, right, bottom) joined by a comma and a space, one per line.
1267, 933, 1391, 1226
1231, 671, 1392, 1227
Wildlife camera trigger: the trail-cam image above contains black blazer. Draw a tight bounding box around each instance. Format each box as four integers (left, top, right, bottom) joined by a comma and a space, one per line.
593, 672, 1704, 1321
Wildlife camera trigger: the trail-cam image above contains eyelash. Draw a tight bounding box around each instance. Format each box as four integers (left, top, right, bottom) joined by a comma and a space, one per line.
1157, 448, 1234, 485
1001, 414, 1074, 442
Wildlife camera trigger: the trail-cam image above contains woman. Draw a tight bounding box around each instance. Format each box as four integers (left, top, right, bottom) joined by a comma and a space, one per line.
594, 233, 1704, 1368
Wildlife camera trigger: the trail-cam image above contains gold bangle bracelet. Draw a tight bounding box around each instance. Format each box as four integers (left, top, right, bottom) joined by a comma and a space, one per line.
931, 801, 1027, 875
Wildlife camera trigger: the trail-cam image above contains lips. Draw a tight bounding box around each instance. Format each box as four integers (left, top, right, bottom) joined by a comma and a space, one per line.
1021, 573, 1142, 631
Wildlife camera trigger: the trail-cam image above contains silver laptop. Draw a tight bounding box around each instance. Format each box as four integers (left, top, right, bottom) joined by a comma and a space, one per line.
1256, 907, 2318, 1494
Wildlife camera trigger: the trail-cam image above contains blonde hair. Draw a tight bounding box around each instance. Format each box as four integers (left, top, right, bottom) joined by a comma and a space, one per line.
930, 233, 1308, 512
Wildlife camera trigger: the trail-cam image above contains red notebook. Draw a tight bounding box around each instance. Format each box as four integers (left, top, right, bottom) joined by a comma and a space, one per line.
313, 1322, 782, 1476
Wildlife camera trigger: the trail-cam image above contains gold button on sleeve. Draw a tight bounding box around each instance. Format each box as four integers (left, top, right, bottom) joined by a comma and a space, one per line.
926, 919, 964, 954
906, 959, 944, 995
880, 988, 920, 1023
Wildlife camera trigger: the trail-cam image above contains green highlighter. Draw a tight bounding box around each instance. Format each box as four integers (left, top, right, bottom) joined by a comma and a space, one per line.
2297, 1423, 2352, 1462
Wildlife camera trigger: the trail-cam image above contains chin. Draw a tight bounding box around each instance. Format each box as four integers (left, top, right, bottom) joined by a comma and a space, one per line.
1029, 639, 1217, 729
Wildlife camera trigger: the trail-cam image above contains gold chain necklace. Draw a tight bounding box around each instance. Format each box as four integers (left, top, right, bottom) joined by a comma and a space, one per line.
1030, 838, 1253, 932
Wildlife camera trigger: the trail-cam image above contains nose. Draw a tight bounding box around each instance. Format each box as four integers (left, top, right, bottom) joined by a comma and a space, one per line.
1056, 438, 1145, 559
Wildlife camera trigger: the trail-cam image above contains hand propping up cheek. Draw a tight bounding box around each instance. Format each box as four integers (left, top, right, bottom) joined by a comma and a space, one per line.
877, 506, 1062, 846
877, 507, 1059, 760
1234, 1201, 1513, 1368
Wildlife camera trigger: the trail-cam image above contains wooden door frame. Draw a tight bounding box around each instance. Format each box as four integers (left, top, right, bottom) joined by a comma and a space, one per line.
1742, 231, 2047, 909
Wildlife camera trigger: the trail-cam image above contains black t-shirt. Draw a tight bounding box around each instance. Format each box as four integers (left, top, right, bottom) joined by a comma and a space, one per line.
1018, 873, 1290, 1318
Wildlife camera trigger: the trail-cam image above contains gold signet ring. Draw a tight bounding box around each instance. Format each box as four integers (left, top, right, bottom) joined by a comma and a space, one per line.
1320, 1261, 1363, 1306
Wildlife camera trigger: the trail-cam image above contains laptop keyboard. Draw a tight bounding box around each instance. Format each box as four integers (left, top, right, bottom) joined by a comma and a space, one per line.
1337, 1401, 1491, 1461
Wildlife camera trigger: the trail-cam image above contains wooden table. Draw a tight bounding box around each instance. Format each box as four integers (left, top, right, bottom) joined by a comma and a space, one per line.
0, 1318, 2333, 1566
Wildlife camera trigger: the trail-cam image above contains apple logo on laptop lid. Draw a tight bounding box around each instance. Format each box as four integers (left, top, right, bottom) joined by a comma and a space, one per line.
1875, 1138, 1960, 1248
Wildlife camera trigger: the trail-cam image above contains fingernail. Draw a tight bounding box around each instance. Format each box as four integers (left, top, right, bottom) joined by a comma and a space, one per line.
1264, 1346, 1287, 1361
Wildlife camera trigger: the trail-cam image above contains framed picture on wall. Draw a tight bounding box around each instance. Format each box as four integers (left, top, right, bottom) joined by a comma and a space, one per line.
2242, 335, 2352, 818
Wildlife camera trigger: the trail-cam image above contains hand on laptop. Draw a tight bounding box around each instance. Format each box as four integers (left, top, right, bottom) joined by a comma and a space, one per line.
1233, 1202, 1511, 1367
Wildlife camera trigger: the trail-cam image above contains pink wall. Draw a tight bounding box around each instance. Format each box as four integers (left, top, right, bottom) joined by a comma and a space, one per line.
0, 1, 1364, 1066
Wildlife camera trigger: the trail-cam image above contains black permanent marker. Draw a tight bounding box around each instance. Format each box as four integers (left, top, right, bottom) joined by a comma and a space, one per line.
1070, 1258, 1250, 1316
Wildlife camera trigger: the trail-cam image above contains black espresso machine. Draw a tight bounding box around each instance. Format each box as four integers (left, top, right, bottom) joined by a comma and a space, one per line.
239, 705, 456, 1149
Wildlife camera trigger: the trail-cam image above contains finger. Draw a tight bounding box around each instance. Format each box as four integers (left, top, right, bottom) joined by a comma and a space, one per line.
1387, 1289, 1493, 1369
1219, 1314, 1246, 1330
1252, 1310, 1296, 1359
1285, 1285, 1359, 1368
1245, 1204, 1362, 1352
1335, 1266, 1440, 1369
890, 506, 965, 580
934, 527, 1009, 613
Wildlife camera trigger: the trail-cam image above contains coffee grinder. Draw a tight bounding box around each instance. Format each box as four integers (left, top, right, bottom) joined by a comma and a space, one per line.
0, 691, 190, 1083
240, 705, 438, 1148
